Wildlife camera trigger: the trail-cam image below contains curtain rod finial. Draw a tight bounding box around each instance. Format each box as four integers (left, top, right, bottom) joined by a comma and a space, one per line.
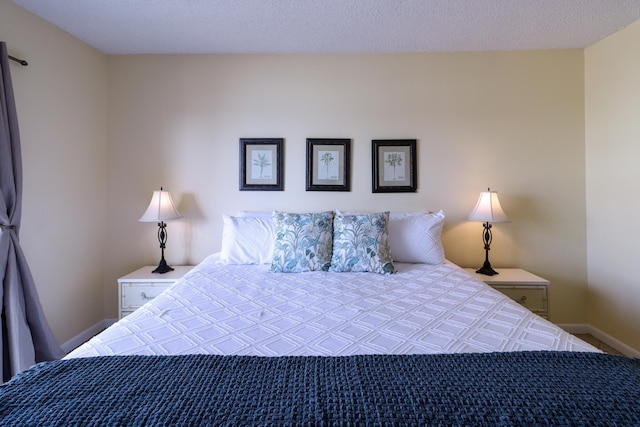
8, 55, 28, 66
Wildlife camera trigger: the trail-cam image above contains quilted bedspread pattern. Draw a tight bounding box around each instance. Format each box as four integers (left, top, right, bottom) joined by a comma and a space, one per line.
67, 257, 596, 358
2, 352, 639, 425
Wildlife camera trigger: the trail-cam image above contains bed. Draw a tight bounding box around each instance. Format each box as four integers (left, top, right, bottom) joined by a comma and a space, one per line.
2, 211, 639, 425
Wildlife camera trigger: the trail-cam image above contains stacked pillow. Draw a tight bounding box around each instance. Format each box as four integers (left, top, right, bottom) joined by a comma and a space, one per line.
330, 211, 394, 274
218, 209, 445, 274
388, 210, 445, 264
270, 211, 334, 273
218, 215, 274, 264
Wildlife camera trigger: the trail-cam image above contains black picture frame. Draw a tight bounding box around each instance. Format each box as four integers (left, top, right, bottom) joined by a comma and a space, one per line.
239, 138, 284, 191
372, 139, 417, 193
306, 138, 351, 191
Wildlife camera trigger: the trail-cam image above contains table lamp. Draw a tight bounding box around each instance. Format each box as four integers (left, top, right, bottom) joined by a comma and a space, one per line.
139, 187, 183, 274
468, 188, 510, 276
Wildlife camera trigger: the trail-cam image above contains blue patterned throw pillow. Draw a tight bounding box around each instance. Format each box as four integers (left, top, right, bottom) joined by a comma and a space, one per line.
329, 212, 395, 274
270, 211, 334, 272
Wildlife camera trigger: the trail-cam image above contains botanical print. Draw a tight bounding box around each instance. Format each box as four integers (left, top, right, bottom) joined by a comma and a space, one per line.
318, 150, 339, 180
383, 152, 405, 181
251, 150, 272, 179
371, 140, 415, 193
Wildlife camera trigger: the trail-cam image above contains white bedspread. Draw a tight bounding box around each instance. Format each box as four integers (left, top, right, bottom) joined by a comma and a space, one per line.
67, 256, 597, 358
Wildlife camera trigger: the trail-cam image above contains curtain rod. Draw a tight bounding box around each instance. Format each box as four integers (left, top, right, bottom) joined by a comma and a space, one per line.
9, 55, 28, 66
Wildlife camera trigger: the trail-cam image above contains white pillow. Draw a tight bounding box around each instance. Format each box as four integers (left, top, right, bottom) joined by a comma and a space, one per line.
218, 215, 275, 264
388, 210, 445, 264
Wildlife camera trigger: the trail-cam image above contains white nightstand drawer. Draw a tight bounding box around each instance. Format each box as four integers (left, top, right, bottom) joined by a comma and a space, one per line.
117, 266, 194, 319
490, 285, 547, 313
464, 268, 550, 319
121, 283, 170, 310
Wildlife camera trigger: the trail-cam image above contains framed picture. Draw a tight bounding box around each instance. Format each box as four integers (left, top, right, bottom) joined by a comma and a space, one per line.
372, 139, 417, 193
239, 138, 284, 191
306, 138, 351, 191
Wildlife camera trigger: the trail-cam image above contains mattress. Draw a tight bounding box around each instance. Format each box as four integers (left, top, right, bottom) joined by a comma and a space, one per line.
66, 255, 597, 358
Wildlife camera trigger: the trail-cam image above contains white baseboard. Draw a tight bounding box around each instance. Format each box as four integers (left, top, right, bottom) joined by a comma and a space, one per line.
586, 325, 640, 358
557, 323, 590, 334
61, 319, 117, 354
558, 323, 640, 358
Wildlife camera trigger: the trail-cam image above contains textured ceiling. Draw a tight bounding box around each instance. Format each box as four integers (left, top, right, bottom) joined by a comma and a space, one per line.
11, 0, 640, 54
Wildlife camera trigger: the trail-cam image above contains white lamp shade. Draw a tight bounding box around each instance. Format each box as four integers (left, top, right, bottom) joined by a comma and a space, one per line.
139, 189, 183, 222
468, 190, 510, 223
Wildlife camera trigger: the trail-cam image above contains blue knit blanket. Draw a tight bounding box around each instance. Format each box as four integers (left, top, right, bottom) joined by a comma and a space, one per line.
1, 351, 639, 426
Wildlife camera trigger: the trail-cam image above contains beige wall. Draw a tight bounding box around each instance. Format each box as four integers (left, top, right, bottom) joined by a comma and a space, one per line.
106, 51, 588, 323
0, 0, 108, 344
5, 0, 601, 348
585, 20, 640, 351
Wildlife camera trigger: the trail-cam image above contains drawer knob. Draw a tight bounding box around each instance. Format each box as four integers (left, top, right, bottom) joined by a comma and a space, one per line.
141, 292, 153, 300
518, 296, 527, 304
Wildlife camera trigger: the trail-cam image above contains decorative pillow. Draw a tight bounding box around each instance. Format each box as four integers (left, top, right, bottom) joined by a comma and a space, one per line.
270, 211, 334, 272
218, 215, 275, 264
389, 210, 445, 264
330, 212, 395, 274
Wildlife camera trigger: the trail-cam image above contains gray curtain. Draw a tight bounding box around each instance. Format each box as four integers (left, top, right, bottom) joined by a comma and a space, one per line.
1, 42, 64, 383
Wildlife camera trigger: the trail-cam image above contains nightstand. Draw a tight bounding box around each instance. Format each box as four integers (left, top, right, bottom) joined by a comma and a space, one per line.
464, 268, 550, 319
118, 266, 194, 319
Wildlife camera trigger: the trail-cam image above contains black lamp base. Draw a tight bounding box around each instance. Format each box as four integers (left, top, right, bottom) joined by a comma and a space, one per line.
476, 260, 499, 276
475, 221, 499, 276
151, 220, 174, 274
152, 258, 174, 274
